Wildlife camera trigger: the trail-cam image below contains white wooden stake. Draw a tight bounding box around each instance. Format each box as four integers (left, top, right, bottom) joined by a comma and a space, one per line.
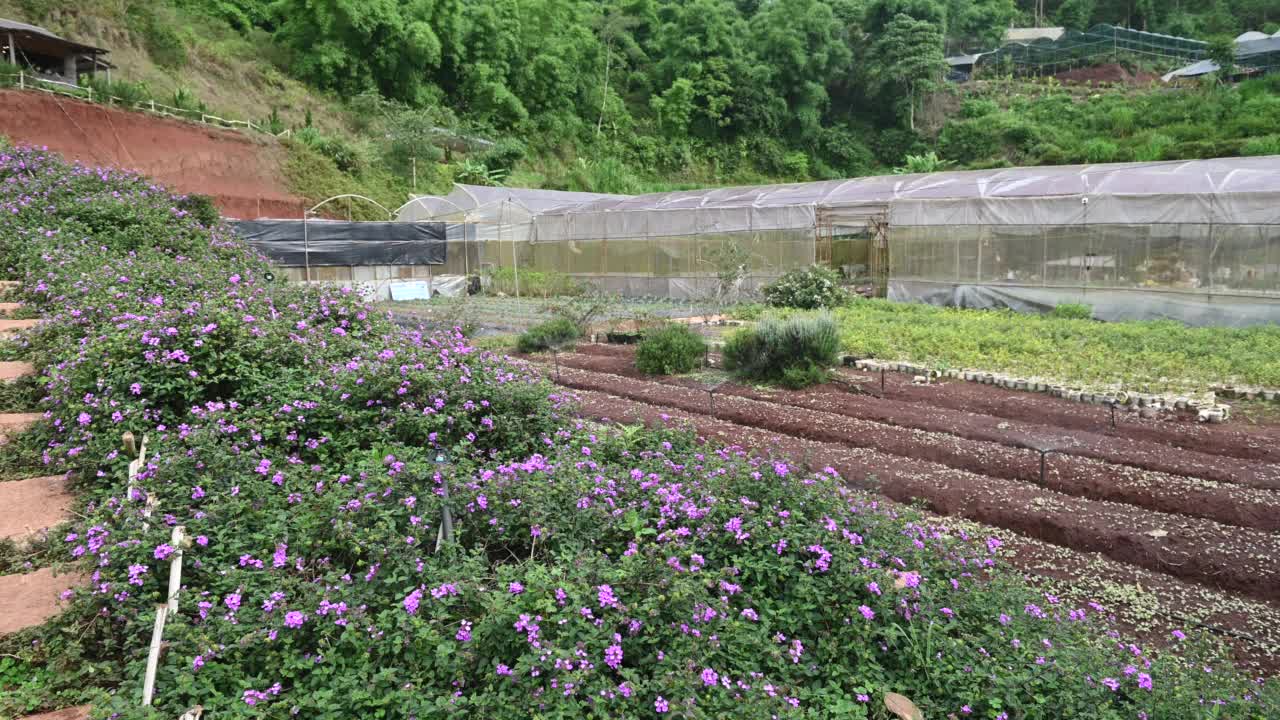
166, 526, 185, 613
142, 603, 169, 706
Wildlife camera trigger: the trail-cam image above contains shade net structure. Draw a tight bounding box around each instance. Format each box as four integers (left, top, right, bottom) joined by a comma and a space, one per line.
974, 24, 1206, 76
397, 185, 628, 281
399, 158, 1280, 326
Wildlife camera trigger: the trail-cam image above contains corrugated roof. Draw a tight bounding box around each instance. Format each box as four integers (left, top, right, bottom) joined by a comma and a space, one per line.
0, 17, 107, 54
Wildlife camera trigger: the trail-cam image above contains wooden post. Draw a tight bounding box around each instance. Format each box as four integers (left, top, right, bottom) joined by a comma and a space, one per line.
141, 604, 169, 706
7, 32, 14, 65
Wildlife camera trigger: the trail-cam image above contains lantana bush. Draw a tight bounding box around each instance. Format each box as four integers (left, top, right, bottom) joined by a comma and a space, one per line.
0, 144, 1275, 719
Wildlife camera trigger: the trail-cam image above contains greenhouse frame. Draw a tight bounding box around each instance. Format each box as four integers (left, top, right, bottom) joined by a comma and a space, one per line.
399, 157, 1280, 326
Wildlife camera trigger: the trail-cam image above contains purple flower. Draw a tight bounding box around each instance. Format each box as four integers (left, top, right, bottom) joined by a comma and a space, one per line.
154, 544, 176, 560
859, 605, 875, 620
1138, 672, 1153, 691
403, 587, 423, 615
283, 611, 306, 628
655, 696, 669, 713
604, 643, 623, 670
496, 664, 512, 676
701, 667, 718, 686
1101, 677, 1120, 691
508, 581, 525, 595
597, 584, 619, 608
456, 620, 473, 643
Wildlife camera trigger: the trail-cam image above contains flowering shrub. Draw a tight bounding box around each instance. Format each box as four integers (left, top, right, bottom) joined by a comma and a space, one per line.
763, 266, 848, 310
1, 146, 1275, 719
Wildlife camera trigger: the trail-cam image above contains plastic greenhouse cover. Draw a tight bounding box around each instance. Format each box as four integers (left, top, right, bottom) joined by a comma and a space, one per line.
398, 185, 628, 220
531, 157, 1280, 236
230, 219, 447, 267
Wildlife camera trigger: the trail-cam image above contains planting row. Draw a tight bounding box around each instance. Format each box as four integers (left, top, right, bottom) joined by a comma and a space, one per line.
568, 387, 1280, 675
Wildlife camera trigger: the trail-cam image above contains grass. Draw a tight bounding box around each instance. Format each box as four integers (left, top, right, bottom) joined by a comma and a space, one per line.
776, 299, 1280, 395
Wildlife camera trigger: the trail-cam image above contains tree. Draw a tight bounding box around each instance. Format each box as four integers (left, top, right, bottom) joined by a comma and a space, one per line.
270, 0, 463, 105
593, 3, 646, 136
870, 13, 945, 131
1054, 0, 1096, 30
1205, 35, 1237, 84
947, 0, 1018, 48
749, 0, 853, 140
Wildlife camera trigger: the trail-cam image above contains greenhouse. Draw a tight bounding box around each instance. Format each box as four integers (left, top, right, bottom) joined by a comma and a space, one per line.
972, 24, 1207, 76
399, 157, 1280, 326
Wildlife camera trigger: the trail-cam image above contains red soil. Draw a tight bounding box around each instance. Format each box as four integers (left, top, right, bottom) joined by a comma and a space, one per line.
1055, 63, 1161, 86
0, 89, 305, 219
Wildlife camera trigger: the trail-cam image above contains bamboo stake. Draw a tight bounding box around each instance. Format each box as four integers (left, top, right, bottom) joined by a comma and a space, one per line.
141, 604, 169, 706
166, 526, 186, 613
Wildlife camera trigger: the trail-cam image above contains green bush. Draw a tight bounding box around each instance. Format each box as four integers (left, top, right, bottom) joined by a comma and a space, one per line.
635, 323, 707, 375
517, 317, 581, 353
723, 313, 840, 388
763, 266, 847, 310
1082, 138, 1119, 163
1050, 303, 1093, 320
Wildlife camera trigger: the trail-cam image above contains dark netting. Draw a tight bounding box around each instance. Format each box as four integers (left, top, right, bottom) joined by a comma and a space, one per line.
976, 24, 1206, 75
230, 220, 447, 267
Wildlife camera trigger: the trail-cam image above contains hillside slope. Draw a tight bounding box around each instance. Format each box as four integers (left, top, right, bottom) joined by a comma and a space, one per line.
0, 90, 305, 218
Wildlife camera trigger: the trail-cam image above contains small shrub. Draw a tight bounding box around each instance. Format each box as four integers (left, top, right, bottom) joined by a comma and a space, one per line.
723, 314, 839, 388
635, 323, 707, 375
780, 361, 831, 389
1050, 303, 1093, 320
517, 317, 580, 353
763, 266, 847, 310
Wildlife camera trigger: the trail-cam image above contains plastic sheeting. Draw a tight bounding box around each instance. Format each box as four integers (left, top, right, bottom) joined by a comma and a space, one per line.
231, 219, 447, 266
890, 281, 1280, 328
392, 157, 1280, 316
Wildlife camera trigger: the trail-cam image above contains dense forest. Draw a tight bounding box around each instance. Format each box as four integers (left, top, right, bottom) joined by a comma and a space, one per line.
12, 0, 1280, 196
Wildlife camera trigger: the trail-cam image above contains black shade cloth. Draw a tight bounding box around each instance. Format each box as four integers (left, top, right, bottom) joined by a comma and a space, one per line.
230, 220, 446, 266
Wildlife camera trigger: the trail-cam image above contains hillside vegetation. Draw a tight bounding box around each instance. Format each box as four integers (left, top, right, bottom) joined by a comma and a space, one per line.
3, 0, 1278, 207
